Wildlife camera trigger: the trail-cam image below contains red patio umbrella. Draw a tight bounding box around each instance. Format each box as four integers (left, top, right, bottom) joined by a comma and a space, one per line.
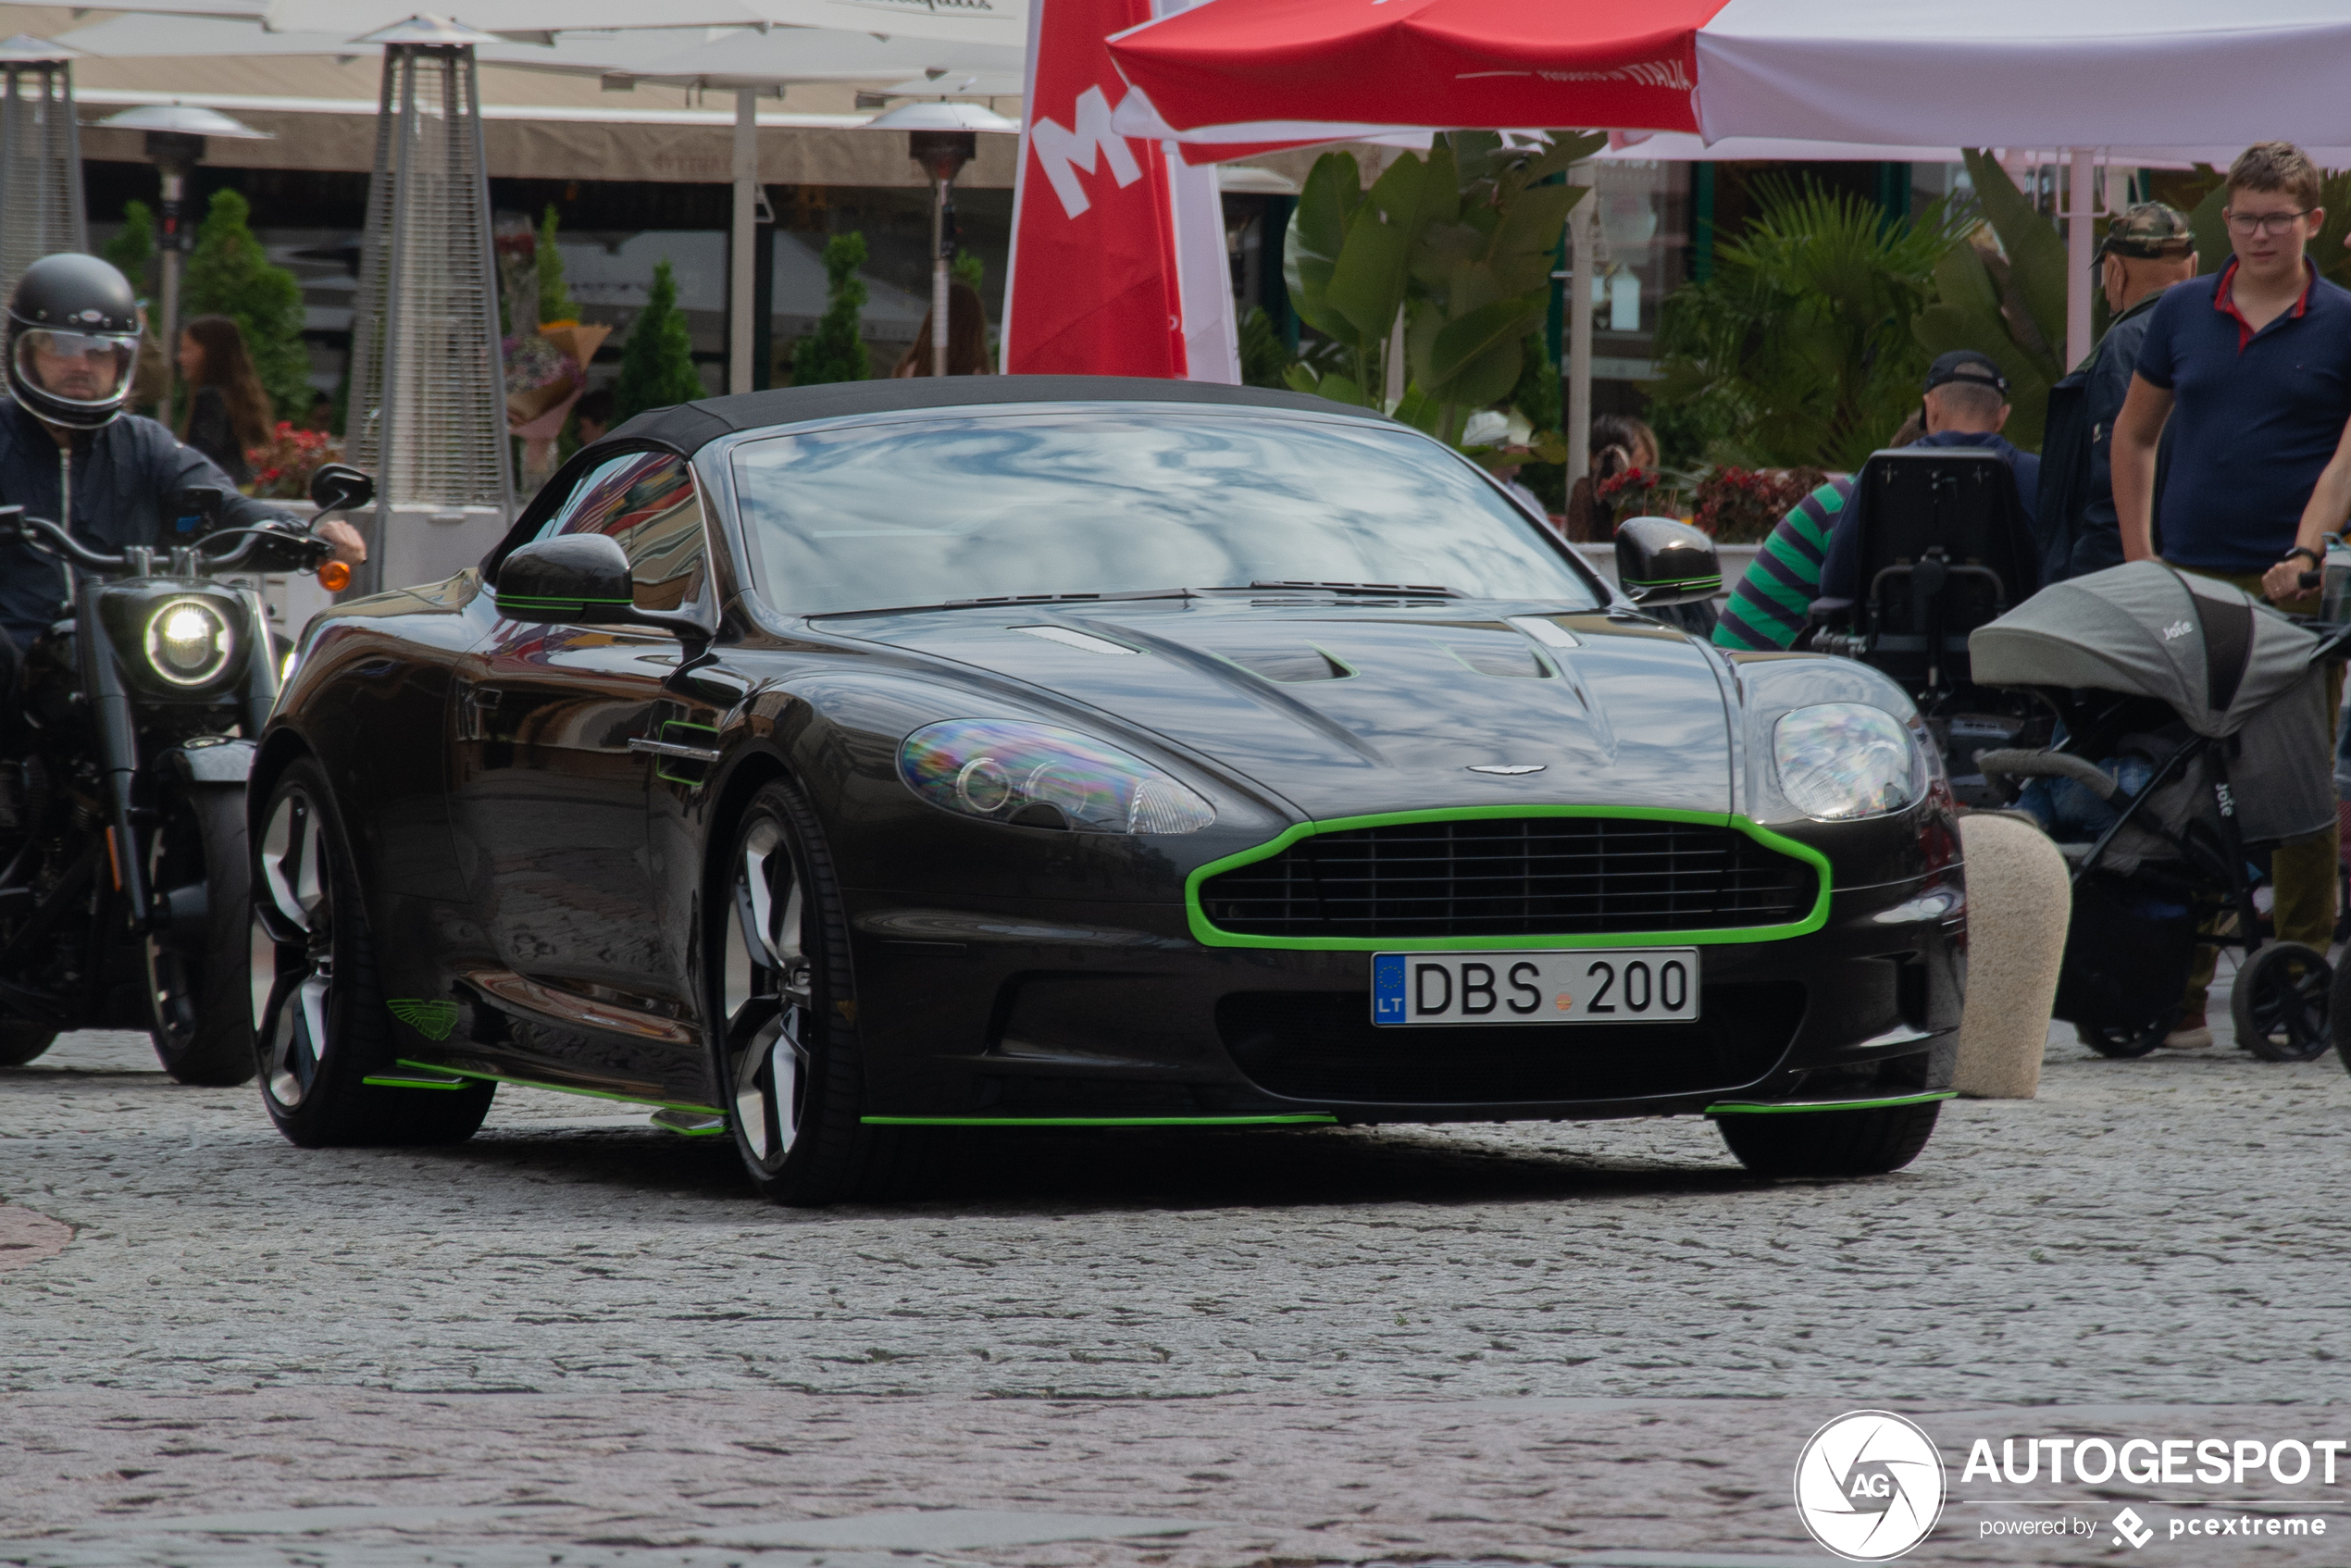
1105, 0, 2351, 152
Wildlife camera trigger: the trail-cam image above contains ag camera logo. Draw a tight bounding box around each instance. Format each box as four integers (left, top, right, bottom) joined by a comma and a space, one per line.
1795, 1411, 1947, 1561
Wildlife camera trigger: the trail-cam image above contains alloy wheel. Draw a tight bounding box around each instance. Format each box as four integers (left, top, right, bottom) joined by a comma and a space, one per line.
725, 816, 812, 1168
253, 787, 334, 1107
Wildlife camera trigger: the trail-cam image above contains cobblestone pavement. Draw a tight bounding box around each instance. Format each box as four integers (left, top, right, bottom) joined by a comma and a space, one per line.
3, 1022, 2347, 1567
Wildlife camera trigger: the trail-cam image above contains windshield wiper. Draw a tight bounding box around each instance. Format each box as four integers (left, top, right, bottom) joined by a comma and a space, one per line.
1243, 579, 1464, 598
810, 587, 1200, 619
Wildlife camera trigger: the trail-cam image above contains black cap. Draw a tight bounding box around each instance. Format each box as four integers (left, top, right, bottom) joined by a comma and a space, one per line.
1924, 350, 2008, 397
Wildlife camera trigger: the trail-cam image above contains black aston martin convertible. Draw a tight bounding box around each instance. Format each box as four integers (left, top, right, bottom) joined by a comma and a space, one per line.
250, 378, 1964, 1202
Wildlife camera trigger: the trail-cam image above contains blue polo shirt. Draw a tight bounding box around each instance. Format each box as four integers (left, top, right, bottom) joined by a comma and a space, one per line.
2134, 257, 2351, 573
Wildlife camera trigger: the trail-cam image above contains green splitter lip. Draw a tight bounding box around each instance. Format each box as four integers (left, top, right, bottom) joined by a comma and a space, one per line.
1705, 1090, 1954, 1115
1184, 805, 1832, 952
862, 1114, 1338, 1127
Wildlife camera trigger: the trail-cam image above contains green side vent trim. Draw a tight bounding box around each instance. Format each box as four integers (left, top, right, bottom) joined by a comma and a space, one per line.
655, 719, 721, 786
396, 1058, 723, 1116
1705, 1090, 1955, 1116
1184, 806, 1833, 952
363, 1074, 470, 1090
861, 1114, 1338, 1127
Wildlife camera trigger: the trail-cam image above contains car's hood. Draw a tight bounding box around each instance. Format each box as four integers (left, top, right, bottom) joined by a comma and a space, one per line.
834, 599, 1735, 820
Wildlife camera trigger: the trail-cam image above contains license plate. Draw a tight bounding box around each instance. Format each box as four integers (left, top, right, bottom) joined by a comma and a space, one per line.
1370, 949, 1700, 1026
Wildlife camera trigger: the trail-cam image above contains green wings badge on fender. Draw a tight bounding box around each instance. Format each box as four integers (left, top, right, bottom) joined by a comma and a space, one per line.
387, 999, 460, 1041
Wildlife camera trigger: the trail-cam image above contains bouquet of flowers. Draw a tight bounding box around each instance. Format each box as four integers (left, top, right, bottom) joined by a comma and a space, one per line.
1690, 466, 1828, 544
1595, 465, 1683, 523
244, 421, 341, 501
503, 329, 583, 427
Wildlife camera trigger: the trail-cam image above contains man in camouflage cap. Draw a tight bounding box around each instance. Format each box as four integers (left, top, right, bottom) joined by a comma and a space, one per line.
2036, 202, 2197, 579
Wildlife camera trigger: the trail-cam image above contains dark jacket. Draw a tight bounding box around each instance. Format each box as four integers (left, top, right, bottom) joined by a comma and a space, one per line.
182, 385, 253, 486
0, 398, 292, 650
2036, 289, 2167, 581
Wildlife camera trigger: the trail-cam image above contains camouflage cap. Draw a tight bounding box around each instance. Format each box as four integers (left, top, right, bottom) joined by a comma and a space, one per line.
2096, 202, 2196, 264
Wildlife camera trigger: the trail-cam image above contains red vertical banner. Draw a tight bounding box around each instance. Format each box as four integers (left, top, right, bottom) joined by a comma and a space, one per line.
1002, 0, 1188, 377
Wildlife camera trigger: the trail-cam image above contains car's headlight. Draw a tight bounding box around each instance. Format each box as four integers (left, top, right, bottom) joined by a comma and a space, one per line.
1772, 703, 1927, 821
143, 597, 234, 688
898, 719, 1215, 835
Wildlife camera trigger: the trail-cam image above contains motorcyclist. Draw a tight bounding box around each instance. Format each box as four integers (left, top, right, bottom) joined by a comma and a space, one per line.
0, 253, 365, 675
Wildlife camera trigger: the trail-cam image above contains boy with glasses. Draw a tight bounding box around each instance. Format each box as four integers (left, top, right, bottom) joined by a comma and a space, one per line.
2110, 141, 2351, 1050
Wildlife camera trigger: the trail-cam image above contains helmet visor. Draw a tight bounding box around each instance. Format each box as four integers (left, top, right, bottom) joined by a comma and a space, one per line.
15, 329, 136, 407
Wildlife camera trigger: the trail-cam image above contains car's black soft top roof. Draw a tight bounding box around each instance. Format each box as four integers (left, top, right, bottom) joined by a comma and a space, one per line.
604, 375, 1380, 456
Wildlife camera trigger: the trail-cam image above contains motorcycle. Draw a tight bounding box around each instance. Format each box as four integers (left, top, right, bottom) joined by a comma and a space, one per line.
0, 463, 369, 1081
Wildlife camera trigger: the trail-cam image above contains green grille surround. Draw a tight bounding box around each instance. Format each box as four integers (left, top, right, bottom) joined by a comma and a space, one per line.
1183, 805, 1832, 952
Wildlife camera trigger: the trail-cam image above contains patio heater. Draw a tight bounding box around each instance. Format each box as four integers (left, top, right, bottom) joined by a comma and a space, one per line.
865, 101, 1015, 375
0, 36, 85, 308
93, 103, 269, 415
343, 14, 513, 597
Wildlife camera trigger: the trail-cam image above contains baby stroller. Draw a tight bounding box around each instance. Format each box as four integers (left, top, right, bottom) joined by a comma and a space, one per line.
1966, 561, 2346, 1061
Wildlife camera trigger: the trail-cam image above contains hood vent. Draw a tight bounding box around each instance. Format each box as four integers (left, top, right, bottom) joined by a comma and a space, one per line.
1224, 646, 1351, 683
1446, 641, 1550, 679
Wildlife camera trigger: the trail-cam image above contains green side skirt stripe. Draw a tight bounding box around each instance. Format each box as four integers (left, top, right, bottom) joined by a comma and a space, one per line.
1705, 1090, 1954, 1115
395, 1058, 724, 1116
861, 1114, 1338, 1127
1185, 805, 1833, 952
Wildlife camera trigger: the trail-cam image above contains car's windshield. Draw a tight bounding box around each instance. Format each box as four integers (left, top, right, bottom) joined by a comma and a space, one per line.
728, 409, 1605, 616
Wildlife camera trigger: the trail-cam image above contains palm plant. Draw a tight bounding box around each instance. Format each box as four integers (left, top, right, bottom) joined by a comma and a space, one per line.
1652, 178, 1962, 472
1909, 151, 2068, 450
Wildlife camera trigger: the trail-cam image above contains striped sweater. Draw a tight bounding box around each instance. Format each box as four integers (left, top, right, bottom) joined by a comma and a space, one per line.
1710, 479, 1856, 653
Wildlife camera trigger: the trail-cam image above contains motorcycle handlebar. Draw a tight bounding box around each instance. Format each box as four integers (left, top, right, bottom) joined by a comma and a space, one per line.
1, 510, 327, 575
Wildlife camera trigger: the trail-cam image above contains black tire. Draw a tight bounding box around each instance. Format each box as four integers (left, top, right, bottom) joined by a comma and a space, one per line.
1717, 1101, 1942, 1178
251, 757, 493, 1146
712, 778, 897, 1206
2230, 940, 2332, 1063
2333, 957, 2351, 1077
0, 1022, 55, 1066
144, 781, 257, 1085
2078, 1008, 2176, 1059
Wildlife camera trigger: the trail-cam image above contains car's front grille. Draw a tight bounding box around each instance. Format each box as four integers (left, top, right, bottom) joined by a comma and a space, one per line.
1216, 982, 1805, 1103
1197, 815, 1816, 940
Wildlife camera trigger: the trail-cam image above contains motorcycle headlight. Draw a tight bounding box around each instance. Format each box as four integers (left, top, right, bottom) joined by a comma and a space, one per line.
898, 719, 1215, 835
143, 598, 234, 688
1772, 703, 1927, 821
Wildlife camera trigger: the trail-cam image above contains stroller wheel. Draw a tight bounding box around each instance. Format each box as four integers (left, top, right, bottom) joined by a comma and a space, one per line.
2230, 941, 2332, 1063
2332, 960, 2351, 1076
2079, 1010, 2174, 1059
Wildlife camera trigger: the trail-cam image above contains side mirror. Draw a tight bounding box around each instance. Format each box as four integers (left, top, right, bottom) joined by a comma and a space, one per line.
308, 463, 375, 516
492, 534, 636, 623
1614, 516, 1721, 607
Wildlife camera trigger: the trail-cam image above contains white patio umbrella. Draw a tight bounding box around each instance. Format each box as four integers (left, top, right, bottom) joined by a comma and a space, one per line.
80, 7, 1025, 396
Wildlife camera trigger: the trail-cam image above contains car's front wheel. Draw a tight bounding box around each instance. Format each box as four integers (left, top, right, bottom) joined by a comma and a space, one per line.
714, 778, 895, 1205
251, 758, 493, 1147
1716, 1100, 1941, 1178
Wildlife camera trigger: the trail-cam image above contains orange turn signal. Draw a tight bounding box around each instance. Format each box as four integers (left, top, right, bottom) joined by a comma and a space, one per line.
317, 560, 352, 592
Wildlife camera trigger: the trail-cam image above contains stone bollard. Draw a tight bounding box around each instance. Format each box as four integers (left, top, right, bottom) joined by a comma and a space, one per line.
1952, 812, 2070, 1099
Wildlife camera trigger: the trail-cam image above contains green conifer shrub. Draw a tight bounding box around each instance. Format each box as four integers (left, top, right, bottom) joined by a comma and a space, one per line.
613, 257, 704, 418
791, 231, 870, 386
180, 188, 313, 422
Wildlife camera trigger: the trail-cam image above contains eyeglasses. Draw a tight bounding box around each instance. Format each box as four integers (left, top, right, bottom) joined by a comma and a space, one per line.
2222, 208, 2316, 237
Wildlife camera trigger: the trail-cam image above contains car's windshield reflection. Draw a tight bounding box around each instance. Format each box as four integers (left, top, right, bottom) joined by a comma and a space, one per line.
728, 410, 1602, 618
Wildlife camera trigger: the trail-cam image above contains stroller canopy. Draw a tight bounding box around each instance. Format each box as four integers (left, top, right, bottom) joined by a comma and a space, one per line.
1972, 561, 2335, 851
1970, 561, 2320, 740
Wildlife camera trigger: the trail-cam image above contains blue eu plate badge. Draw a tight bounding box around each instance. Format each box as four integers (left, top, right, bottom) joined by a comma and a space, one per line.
1372, 954, 1409, 1024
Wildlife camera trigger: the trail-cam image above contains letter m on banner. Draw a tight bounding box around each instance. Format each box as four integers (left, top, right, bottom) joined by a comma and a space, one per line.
1030, 85, 1143, 219
1001, 0, 1188, 376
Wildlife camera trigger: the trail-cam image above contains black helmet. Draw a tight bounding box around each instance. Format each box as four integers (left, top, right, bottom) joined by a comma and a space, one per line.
6, 253, 142, 430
